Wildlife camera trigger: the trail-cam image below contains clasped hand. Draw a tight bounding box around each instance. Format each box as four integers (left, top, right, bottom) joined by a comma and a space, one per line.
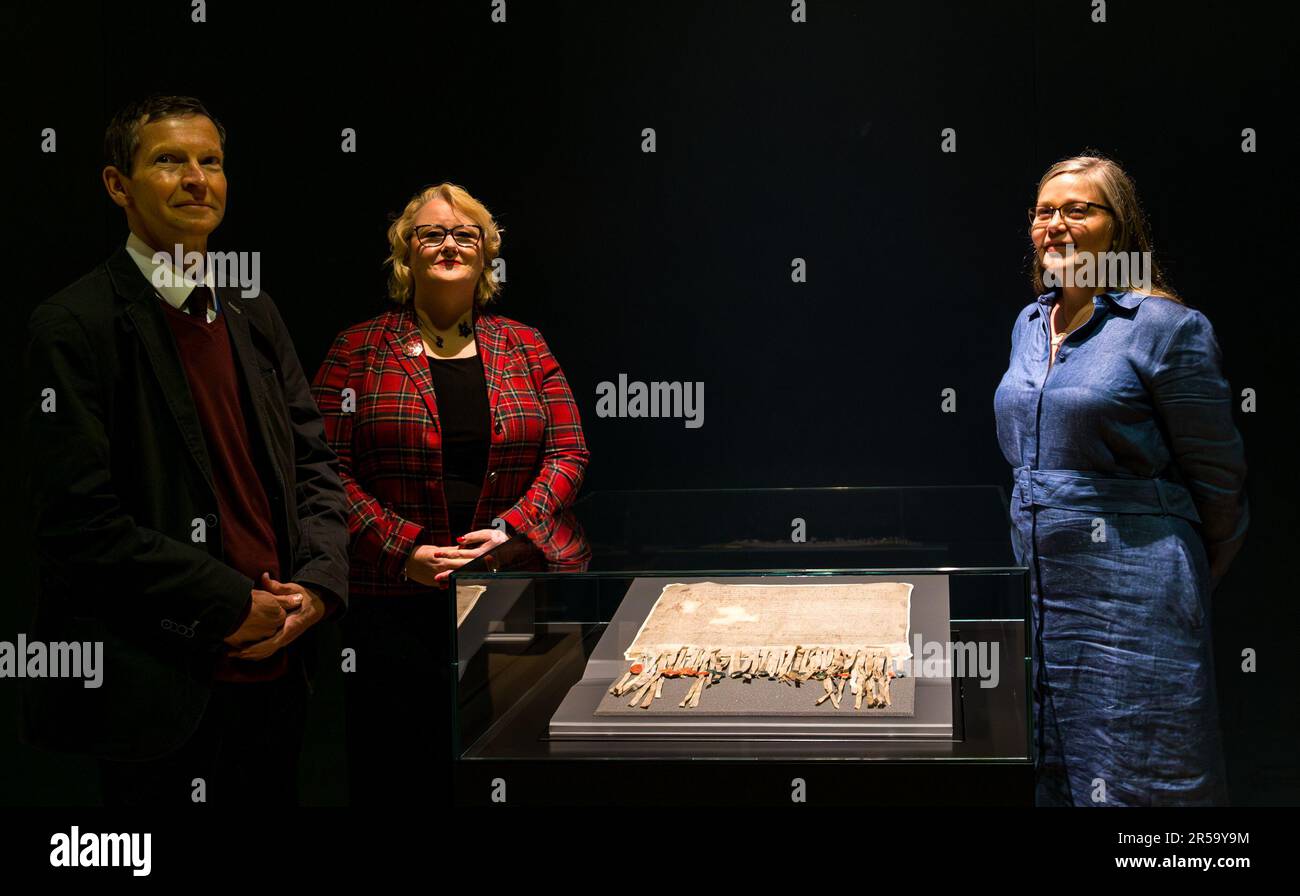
221, 572, 326, 661
403, 527, 510, 588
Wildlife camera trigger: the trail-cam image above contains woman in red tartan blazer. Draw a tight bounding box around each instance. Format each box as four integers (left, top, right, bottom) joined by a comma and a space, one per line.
311, 184, 590, 598
310, 183, 589, 803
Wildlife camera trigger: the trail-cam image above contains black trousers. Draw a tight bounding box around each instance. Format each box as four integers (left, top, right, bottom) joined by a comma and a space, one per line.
98, 672, 309, 807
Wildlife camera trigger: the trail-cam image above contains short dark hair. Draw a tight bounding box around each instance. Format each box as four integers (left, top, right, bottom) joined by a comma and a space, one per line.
103, 95, 227, 175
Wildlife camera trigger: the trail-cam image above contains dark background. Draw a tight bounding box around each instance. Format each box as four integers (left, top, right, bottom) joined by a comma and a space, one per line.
1, 0, 1294, 805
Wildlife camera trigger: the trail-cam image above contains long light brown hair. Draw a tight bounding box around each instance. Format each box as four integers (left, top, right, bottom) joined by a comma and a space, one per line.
1029, 152, 1182, 303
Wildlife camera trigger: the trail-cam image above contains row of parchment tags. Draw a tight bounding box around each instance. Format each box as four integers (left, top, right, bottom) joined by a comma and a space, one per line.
608, 646, 896, 710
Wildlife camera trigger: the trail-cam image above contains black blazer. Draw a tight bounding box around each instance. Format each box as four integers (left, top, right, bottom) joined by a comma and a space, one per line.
20, 242, 350, 761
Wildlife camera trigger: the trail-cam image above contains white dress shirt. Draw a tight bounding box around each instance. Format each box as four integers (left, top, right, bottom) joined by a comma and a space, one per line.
125, 232, 220, 323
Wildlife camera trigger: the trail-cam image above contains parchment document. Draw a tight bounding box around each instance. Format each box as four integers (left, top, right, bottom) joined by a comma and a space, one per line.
455, 585, 488, 627
610, 581, 914, 710
626, 581, 913, 661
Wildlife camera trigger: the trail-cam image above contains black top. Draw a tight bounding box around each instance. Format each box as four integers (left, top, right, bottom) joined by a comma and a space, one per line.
427, 353, 491, 537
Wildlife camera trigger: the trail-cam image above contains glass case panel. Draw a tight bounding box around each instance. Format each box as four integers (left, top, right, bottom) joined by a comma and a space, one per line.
451, 486, 1031, 765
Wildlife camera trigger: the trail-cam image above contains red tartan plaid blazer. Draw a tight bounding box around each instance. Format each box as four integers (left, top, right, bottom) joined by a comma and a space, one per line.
310, 303, 590, 596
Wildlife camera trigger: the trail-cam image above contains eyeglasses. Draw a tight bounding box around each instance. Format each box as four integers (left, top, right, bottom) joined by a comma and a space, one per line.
412, 224, 484, 248
1028, 201, 1113, 227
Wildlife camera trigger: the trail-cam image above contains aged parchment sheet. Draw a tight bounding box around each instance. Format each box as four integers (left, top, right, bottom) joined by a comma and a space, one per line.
610, 581, 913, 711
455, 585, 488, 627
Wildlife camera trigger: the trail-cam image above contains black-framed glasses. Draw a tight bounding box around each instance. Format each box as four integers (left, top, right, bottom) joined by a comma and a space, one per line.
1029, 201, 1114, 226
412, 223, 484, 248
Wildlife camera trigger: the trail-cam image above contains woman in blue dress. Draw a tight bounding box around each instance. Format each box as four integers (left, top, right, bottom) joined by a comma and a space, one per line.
994, 153, 1249, 806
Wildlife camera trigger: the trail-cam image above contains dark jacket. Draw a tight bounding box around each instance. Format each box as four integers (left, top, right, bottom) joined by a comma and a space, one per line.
20, 242, 350, 761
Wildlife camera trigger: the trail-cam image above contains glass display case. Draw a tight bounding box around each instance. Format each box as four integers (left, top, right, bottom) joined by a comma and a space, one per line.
451, 486, 1032, 801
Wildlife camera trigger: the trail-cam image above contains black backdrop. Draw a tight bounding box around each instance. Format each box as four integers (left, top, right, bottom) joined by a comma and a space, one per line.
2, 0, 1294, 805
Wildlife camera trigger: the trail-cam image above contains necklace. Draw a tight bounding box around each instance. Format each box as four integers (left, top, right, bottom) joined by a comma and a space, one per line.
418, 312, 474, 350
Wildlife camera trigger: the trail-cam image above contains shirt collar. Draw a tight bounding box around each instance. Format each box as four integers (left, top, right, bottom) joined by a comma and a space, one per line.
124, 231, 219, 314
1029, 287, 1149, 319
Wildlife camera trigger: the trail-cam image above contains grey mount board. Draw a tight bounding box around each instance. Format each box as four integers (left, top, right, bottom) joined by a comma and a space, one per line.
455, 578, 533, 679
549, 575, 955, 740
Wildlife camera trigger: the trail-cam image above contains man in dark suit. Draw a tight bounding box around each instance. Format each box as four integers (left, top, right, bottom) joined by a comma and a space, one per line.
20, 95, 350, 806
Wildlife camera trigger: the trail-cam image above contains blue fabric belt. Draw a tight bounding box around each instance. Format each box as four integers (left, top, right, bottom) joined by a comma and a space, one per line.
1013, 466, 1201, 523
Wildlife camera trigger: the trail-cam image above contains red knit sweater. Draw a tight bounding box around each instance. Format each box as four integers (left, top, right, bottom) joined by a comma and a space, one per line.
162, 302, 288, 682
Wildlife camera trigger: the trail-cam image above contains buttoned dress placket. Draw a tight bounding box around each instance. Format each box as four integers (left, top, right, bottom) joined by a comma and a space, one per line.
1025, 294, 1105, 767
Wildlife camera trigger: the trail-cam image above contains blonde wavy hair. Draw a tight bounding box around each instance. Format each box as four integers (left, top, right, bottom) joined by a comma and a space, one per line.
1029, 152, 1182, 303
385, 182, 504, 306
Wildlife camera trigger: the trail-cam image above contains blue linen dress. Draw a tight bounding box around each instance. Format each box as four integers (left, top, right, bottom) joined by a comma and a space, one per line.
994, 288, 1248, 806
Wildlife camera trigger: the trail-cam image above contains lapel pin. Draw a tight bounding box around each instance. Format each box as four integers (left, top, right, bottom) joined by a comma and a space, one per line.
407, 340, 424, 357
